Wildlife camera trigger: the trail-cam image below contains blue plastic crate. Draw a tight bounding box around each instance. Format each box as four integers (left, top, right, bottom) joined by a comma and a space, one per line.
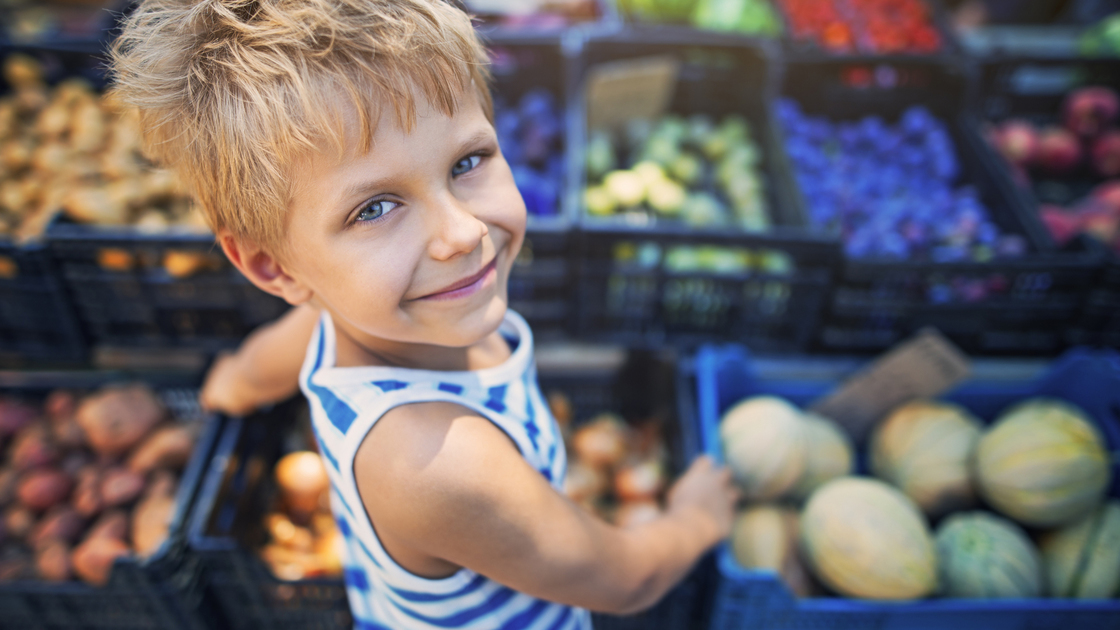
692, 345, 1120, 630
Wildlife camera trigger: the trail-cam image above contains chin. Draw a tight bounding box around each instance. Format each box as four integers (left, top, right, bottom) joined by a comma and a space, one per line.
434, 295, 510, 348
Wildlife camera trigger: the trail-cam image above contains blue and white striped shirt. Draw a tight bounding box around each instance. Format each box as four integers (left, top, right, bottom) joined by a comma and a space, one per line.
299, 309, 592, 630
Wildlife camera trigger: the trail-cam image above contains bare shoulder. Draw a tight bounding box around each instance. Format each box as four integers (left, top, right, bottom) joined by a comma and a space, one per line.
353, 401, 525, 513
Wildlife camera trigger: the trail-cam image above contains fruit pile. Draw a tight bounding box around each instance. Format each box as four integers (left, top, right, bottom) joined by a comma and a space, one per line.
583, 114, 771, 231
986, 86, 1120, 254
0, 384, 201, 585
495, 88, 565, 218
548, 391, 674, 528
611, 241, 794, 276
779, 0, 942, 54
778, 99, 1027, 261
258, 451, 343, 581
720, 395, 1118, 599
0, 55, 204, 238
618, 0, 783, 37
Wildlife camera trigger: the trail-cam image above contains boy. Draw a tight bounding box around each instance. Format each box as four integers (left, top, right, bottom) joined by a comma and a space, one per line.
113, 1, 737, 627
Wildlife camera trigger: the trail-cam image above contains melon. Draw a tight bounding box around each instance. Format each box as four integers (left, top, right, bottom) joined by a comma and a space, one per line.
730, 505, 813, 597
1041, 500, 1120, 598
935, 511, 1042, 598
974, 398, 1110, 527
870, 401, 982, 518
799, 477, 938, 600
790, 413, 854, 501
720, 396, 806, 500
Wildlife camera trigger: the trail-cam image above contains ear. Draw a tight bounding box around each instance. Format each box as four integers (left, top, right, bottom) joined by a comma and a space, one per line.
219, 231, 313, 306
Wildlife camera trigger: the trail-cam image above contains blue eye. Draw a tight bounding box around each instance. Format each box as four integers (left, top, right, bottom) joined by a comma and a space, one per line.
452, 155, 481, 177
355, 199, 398, 223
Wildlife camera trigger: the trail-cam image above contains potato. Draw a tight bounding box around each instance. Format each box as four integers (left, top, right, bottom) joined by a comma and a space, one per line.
275, 452, 330, 521
69, 99, 106, 153
3, 55, 44, 90
71, 535, 129, 586
10, 423, 59, 470
76, 384, 165, 457
63, 187, 128, 225
266, 513, 314, 552
51, 416, 86, 451
35, 540, 72, 582
87, 510, 128, 542
17, 469, 72, 512
35, 103, 70, 138
4, 505, 35, 539
131, 491, 174, 558
44, 390, 76, 423
29, 507, 84, 549
163, 251, 210, 279
100, 468, 145, 508
127, 424, 196, 474
72, 466, 103, 518
96, 248, 134, 272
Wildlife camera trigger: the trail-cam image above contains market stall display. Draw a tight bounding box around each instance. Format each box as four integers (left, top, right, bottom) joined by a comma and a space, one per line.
0, 373, 222, 630
617, 0, 784, 37
693, 343, 1120, 629
781, 57, 1099, 355
190, 357, 708, 630
778, 0, 946, 54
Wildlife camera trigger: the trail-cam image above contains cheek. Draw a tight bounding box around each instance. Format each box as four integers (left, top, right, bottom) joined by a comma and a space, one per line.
311, 231, 421, 307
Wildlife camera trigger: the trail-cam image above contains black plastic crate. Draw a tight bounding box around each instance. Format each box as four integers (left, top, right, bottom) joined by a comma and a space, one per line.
972, 54, 1120, 348
573, 27, 840, 351
778, 57, 1100, 355
0, 371, 224, 630
46, 220, 290, 351
484, 31, 578, 340
190, 353, 710, 630
0, 240, 87, 366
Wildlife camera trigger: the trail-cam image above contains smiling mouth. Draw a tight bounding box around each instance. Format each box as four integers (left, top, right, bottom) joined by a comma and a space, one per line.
414, 256, 499, 301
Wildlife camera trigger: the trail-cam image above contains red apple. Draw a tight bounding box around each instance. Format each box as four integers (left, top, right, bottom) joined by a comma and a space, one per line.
995, 119, 1038, 167
1035, 127, 1082, 173
1063, 86, 1120, 137
1091, 180, 1120, 213
1039, 205, 1083, 245
1092, 131, 1120, 177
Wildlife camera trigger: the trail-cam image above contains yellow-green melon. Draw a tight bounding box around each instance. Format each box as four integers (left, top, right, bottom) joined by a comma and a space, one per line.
935, 511, 1042, 598
1041, 500, 1120, 598
869, 400, 982, 518
974, 398, 1110, 527
799, 477, 938, 600
720, 396, 806, 500
790, 413, 854, 501
730, 505, 813, 597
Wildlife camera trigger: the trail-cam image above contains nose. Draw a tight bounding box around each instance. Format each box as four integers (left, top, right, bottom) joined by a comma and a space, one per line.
425, 193, 489, 261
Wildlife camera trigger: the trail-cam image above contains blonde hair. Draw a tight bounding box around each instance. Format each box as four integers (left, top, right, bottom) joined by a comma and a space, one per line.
111, 0, 492, 252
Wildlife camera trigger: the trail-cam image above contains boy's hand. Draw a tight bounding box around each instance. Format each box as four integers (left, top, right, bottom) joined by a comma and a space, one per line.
665, 455, 738, 546
199, 351, 256, 416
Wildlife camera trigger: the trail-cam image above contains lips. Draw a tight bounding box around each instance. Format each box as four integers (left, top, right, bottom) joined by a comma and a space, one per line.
415, 257, 498, 300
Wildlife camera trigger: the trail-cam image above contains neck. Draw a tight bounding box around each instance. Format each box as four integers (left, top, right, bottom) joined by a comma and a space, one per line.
330, 316, 511, 372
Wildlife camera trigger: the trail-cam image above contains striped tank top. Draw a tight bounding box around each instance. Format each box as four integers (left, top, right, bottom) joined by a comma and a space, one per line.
299, 309, 593, 630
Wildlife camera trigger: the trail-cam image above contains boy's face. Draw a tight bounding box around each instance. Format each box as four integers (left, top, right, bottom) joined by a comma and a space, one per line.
281, 87, 525, 349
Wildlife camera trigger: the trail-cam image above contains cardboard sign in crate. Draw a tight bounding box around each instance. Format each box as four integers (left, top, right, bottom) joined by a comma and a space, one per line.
189, 354, 711, 630
572, 27, 840, 352
0, 372, 224, 630
777, 57, 1103, 355
687, 344, 1120, 630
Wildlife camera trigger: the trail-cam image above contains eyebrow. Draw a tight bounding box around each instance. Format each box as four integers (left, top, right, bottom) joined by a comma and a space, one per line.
335, 128, 496, 208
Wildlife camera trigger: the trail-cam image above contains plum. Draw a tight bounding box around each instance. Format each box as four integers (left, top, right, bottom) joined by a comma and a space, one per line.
1063, 86, 1119, 137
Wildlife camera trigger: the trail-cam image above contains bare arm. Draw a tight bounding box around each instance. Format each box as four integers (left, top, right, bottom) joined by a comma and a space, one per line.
199, 304, 320, 415
356, 403, 737, 615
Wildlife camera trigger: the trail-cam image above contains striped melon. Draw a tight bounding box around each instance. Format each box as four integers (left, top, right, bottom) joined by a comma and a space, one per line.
799, 477, 938, 600
720, 396, 806, 500
730, 505, 813, 597
790, 413, 854, 501
1041, 500, 1120, 599
975, 398, 1110, 527
935, 511, 1042, 598
870, 401, 982, 518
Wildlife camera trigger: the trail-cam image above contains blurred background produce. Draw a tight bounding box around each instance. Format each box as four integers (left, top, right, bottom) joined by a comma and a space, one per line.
584, 114, 771, 230
780, 0, 943, 53
618, 0, 783, 37
0, 383, 202, 585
